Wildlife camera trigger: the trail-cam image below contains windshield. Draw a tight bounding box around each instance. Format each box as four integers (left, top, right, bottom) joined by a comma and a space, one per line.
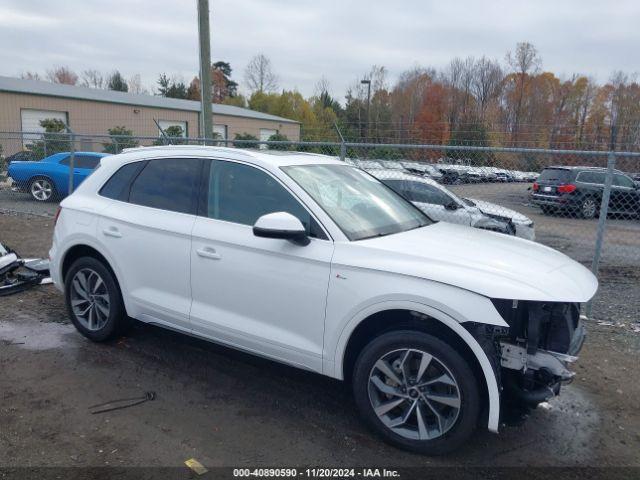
282, 164, 432, 241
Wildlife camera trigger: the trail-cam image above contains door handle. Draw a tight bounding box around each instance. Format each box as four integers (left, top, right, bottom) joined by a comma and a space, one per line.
102, 227, 122, 238
196, 247, 221, 260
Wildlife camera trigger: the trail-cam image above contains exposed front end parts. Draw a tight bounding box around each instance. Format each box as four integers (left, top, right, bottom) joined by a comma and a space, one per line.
487, 299, 587, 414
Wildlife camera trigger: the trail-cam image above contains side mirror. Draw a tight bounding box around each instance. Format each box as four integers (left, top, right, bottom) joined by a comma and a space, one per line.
253, 212, 310, 245
444, 201, 459, 211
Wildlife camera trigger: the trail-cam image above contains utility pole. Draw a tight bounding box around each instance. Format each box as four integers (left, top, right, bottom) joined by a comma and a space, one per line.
361, 79, 371, 141
197, 0, 213, 143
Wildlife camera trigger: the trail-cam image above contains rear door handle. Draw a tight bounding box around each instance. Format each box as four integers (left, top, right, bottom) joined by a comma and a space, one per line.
196, 247, 221, 260
102, 227, 122, 238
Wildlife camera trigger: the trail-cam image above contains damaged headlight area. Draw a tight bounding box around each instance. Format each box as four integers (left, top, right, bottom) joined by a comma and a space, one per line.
473, 213, 517, 236
470, 299, 586, 418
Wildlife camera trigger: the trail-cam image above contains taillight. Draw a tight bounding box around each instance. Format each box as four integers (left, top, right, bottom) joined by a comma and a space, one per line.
557, 184, 577, 194
532, 182, 539, 191
54, 206, 62, 225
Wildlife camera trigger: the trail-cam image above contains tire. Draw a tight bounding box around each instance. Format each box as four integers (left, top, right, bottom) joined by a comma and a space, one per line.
352, 330, 480, 455
64, 256, 128, 342
540, 205, 554, 215
29, 176, 57, 202
580, 197, 599, 219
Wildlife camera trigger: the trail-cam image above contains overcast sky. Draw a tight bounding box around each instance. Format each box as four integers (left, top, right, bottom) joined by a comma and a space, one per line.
2, 0, 639, 99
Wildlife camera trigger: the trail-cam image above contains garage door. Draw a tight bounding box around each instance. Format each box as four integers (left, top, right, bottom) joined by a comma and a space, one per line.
21, 109, 68, 146
213, 124, 227, 140
259, 128, 277, 150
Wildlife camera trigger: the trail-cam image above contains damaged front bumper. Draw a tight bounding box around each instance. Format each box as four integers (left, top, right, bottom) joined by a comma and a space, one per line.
487, 300, 587, 412
500, 315, 585, 378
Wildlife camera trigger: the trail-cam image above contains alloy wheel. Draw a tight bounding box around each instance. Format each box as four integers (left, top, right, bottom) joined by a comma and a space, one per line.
70, 268, 111, 331
31, 179, 53, 201
582, 198, 597, 218
368, 348, 461, 441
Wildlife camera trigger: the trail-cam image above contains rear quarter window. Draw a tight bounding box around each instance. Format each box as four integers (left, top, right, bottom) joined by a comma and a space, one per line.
99, 162, 146, 201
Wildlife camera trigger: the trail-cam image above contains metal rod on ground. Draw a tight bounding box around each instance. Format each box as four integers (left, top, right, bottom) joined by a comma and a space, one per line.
197, 0, 214, 144
586, 151, 616, 317
66, 126, 76, 196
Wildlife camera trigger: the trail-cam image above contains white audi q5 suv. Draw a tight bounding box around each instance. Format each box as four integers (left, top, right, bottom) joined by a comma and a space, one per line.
49, 146, 597, 454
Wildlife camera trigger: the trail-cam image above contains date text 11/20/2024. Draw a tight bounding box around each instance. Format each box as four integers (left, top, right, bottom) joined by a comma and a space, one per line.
232, 468, 400, 478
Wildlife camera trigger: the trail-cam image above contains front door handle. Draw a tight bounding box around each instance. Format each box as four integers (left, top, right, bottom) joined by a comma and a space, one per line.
102, 227, 122, 238
196, 247, 221, 260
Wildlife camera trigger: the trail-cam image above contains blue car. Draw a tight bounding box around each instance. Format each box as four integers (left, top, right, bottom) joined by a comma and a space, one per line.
8, 152, 109, 202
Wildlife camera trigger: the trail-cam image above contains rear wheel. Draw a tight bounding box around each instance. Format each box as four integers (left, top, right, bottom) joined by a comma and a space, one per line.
580, 197, 599, 219
29, 177, 56, 202
64, 256, 128, 342
352, 331, 480, 455
540, 205, 554, 215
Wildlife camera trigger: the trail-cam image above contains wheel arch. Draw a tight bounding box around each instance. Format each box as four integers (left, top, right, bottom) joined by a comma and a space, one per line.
61, 244, 125, 313
336, 303, 501, 433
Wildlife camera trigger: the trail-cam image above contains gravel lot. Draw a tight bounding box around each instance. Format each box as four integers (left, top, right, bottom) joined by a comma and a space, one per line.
1, 184, 639, 476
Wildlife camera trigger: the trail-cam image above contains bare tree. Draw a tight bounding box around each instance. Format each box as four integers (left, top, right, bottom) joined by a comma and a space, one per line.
20, 71, 41, 80
505, 42, 542, 143
46, 65, 78, 85
472, 56, 503, 120
81, 69, 104, 89
244, 54, 278, 93
128, 74, 147, 94
313, 76, 331, 97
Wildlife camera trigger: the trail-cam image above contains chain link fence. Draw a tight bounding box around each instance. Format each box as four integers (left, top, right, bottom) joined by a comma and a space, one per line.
1, 130, 639, 321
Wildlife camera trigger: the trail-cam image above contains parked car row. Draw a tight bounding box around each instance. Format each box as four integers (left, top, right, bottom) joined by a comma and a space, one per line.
348, 159, 539, 185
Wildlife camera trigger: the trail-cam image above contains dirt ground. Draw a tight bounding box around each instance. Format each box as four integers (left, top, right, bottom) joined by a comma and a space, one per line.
1, 211, 640, 477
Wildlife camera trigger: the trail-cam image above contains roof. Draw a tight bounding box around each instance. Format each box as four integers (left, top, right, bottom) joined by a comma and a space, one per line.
368, 168, 439, 186
546, 165, 624, 173
35, 151, 108, 163
0, 76, 300, 124
113, 145, 344, 169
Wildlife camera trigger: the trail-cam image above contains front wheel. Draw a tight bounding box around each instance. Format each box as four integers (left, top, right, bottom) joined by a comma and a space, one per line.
352, 331, 480, 455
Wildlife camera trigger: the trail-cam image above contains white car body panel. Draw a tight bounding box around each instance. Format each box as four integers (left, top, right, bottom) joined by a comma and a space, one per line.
190, 216, 334, 372
49, 146, 598, 436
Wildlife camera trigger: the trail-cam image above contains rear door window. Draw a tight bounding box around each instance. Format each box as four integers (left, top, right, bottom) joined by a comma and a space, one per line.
128, 158, 202, 214
578, 171, 605, 185
613, 174, 635, 188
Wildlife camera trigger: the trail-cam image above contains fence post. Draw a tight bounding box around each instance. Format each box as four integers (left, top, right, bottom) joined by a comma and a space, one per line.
114, 138, 119, 154
334, 122, 346, 162
586, 151, 616, 317
67, 127, 76, 196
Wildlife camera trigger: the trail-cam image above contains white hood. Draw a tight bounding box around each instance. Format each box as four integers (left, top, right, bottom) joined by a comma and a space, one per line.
468, 198, 532, 224
337, 222, 597, 302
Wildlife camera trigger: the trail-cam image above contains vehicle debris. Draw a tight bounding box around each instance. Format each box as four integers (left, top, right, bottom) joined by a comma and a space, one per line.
184, 458, 208, 476
88, 391, 156, 414
0, 241, 51, 296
